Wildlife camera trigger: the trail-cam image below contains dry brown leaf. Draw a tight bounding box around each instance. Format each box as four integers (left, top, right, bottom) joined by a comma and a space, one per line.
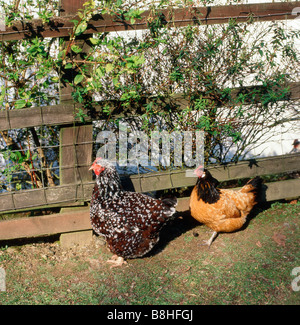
256, 241, 262, 247
272, 232, 286, 247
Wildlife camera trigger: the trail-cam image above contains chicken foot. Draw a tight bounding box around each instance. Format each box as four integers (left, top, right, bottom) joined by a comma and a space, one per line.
106, 255, 128, 268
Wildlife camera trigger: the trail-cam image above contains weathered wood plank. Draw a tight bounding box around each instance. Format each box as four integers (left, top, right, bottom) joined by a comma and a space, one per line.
1, 2, 299, 41
0, 177, 299, 240
130, 153, 300, 192
60, 0, 86, 16
1, 81, 299, 131
58, 1, 94, 188
0, 208, 91, 240
0, 193, 15, 211
0, 104, 76, 130
0, 183, 92, 213
264, 178, 300, 201
0, 153, 299, 213
59, 124, 93, 185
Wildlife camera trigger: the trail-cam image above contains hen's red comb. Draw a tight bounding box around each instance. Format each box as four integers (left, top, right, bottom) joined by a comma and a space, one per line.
194, 165, 204, 177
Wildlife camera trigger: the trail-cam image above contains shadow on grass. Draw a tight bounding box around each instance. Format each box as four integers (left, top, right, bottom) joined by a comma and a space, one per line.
152, 182, 276, 257
147, 209, 200, 257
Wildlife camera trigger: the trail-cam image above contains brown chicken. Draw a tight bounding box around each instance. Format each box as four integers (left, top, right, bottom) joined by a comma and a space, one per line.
190, 166, 262, 247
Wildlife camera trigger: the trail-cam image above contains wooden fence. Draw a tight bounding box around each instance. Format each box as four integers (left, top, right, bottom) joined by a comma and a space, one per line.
0, 152, 299, 241
0, 152, 300, 215
0, 1, 300, 241
1, 2, 299, 41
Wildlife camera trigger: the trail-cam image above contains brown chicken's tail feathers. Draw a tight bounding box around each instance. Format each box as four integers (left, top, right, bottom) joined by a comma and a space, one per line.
241, 176, 263, 196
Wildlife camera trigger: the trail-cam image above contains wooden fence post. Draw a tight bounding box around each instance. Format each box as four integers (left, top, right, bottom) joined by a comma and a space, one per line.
59, 0, 93, 190
58, 0, 94, 245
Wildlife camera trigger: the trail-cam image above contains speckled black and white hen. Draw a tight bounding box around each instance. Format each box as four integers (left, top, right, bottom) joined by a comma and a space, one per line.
89, 158, 178, 266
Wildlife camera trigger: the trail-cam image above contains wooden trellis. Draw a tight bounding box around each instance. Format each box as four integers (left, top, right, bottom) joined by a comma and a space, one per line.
1, 2, 299, 41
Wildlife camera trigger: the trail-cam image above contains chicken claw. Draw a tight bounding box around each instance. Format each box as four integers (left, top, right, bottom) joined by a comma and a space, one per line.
106, 255, 127, 268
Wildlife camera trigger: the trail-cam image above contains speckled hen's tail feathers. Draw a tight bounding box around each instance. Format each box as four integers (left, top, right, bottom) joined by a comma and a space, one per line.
161, 196, 178, 218
162, 197, 178, 207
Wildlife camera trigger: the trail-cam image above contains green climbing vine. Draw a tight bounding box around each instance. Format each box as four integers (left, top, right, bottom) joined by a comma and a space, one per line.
0, 0, 299, 192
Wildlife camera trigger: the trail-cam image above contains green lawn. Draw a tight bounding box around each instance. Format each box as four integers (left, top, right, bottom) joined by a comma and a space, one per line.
0, 201, 299, 305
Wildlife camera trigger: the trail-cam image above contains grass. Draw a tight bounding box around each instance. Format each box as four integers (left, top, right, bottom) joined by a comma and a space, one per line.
0, 201, 299, 305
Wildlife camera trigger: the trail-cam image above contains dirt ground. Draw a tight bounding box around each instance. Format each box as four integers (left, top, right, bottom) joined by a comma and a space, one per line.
0, 200, 299, 305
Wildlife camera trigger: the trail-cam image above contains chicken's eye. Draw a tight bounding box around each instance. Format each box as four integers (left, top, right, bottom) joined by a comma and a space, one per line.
94, 165, 105, 175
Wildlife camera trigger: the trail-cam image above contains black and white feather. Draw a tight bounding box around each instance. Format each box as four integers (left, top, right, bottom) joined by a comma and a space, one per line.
90, 158, 178, 259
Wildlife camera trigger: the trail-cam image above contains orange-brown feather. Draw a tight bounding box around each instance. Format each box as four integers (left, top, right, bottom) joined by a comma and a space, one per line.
190, 175, 260, 234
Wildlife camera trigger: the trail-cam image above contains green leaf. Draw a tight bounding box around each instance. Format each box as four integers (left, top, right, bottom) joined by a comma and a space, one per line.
51, 76, 59, 83
75, 108, 88, 123
16, 183, 22, 191
0, 87, 6, 106
26, 150, 31, 160
74, 74, 84, 85
89, 37, 100, 46
75, 21, 88, 36
58, 49, 67, 59
15, 99, 27, 109
16, 151, 23, 163
36, 72, 44, 80
64, 63, 73, 69
105, 63, 114, 73
71, 45, 82, 54
112, 77, 120, 87
96, 67, 105, 78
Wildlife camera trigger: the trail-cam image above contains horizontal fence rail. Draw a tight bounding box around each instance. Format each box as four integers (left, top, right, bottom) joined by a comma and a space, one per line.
0, 153, 299, 241
1, 82, 299, 131
1, 2, 299, 41
0, 153, 299, 214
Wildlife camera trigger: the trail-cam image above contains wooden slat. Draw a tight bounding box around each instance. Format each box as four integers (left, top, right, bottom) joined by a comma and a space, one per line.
58, 1, 94, 187
131, 153, 300, 192
1, 2, 299, 41
0, 104, 76, 130
1, 82, 299, 131
0, 208, 91, 240
0, 177, 299, 240
0, 183, 88, 213
0, 153, 299, 213
60, 0, 86, 16
59, 124, 93, 184
264, 178, 300, 201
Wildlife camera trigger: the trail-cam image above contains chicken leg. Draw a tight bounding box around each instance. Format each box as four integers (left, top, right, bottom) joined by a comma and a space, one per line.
201, 231, 218, 247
